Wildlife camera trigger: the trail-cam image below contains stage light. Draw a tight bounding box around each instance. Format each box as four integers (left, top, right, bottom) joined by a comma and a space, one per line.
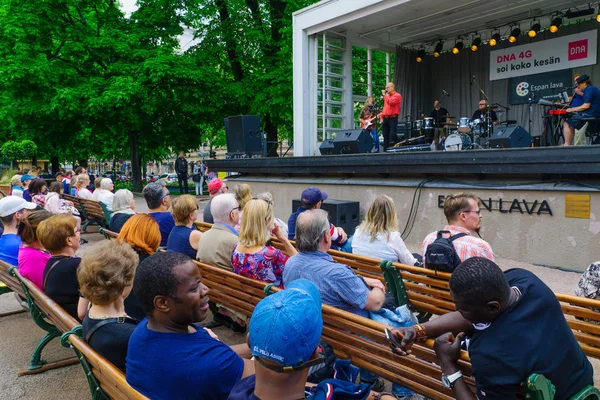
416, 48, 425, 63
489, 31, 501, 47
471, 36, 482, 52
433, 42, 443, 58
528, 21, 541, 38
549, 16, 562, 33
452, 40, 463, 54
596, 12, 600, 22
508, 26, 521, 43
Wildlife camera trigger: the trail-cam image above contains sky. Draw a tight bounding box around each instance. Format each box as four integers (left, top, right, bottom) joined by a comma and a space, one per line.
119, 0, 199, 52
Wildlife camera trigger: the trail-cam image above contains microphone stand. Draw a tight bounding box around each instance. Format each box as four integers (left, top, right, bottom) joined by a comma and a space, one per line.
527, 93, 534, 139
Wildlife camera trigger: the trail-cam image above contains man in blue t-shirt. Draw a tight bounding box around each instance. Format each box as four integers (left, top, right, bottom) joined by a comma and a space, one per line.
0, 196, 37, 265
389, 257, 593, 399
564, 74, 600, 145
228, 279, 394, 400
126, 252, 255, 400
143, 182, 175, 247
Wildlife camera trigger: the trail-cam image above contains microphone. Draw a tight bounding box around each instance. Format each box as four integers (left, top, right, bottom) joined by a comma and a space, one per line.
442, 89, 450, 97
470, 76, 476, 85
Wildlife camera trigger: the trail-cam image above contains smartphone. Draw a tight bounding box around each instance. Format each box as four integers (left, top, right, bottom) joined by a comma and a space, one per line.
384, 327, 406, 354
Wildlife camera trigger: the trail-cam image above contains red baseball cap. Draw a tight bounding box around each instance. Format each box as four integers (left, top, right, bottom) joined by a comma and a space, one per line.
208, 178, 227, 194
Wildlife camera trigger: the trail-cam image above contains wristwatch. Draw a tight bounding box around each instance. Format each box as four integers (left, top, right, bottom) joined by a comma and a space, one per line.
441, 370, 463, 388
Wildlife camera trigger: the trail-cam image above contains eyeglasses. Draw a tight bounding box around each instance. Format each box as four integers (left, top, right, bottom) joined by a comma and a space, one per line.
160, 192, 170, 201
478, 103, 486, 106
230, 205, 240, 214
462, 209, 481, 215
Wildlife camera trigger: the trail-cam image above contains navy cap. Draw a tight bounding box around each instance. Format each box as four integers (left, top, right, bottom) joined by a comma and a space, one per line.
301, 187, 327, 207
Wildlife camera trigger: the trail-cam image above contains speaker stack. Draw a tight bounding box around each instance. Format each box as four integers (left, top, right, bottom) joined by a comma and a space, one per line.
224, 115, 262, 155
332, 129, 373, 154
489, 125, 532, 148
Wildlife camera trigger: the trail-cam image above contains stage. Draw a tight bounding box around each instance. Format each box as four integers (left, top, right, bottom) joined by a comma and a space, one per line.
207, 147, 600, 271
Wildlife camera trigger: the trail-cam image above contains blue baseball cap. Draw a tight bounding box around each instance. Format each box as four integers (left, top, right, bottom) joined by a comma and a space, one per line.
301, 187, 327, 207
20, 174, 34, 182
249, 279, 323, 372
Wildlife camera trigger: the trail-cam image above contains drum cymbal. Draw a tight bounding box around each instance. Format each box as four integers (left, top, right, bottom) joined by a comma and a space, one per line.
482, 105, 498, 111
445, 122, 458, 126
444, 116, 455, 119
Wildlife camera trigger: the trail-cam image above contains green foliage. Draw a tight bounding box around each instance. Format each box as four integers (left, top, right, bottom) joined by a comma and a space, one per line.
1, 141, 23, 161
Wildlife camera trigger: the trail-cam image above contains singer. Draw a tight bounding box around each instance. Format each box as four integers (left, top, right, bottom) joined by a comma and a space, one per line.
380, 82, 402, 151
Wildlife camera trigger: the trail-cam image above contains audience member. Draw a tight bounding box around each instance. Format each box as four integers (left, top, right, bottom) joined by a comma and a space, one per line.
117, 214, 162, 321
421, 193, 494, 270
234, 184, 252, 211
229, 278, 391, 400
37, 214, 88, 320
126, 252, 255, 400
197, 193, 240, 271
45, 182, 78, 216
92, 177, 103, 200
17, 210, 52, 289
390, 257, 593, 399
352, 195, 418, 266
55, 172, 64, 183
283, 209, 388, 390
166, 195, 202, 258
109, 189, 136, 233
143, 182, 175, 247
10, 175, 23, 198
29, 178, 47, 208
256, 192, 288, 238
97, 178, 115, 211
75, 174, 93, 199
232, 199, 296, 288
0, 197, 37, 265
193, 160, 205, 196
21, 174, 33, 201
63, 170, 73, 195
70, 167, 86, 195
203, 178, 228, 223
287, 187, 350, 252
78, 240, 139, 372
575, 261, 600, 302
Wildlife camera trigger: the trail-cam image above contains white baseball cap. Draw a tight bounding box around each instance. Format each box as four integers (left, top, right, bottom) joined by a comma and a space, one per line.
0, 196, 37, 217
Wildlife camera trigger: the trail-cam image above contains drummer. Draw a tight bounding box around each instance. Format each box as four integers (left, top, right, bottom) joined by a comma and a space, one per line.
472, 100, 499, 126
430, 99, 450, 149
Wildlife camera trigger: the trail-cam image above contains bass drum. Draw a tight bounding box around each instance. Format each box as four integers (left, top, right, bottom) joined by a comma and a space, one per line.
413, 120, 423, 131
444, 132, 472, 151
458, 117, 471, 133
423, 117, 434, 130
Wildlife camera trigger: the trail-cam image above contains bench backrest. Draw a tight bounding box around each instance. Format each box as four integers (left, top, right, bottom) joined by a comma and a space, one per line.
62, 194, 84, 214
0, 260, 26, 298
79, 198, 108, 220
99, 228, 119, 240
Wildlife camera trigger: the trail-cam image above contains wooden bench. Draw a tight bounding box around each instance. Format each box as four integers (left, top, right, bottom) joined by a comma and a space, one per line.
99, 227, 119, 240
62, 194, 112, 232
0, 259, 27, 317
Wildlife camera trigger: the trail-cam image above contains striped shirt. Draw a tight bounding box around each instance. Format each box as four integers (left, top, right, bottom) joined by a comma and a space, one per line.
421, 225, 495, 267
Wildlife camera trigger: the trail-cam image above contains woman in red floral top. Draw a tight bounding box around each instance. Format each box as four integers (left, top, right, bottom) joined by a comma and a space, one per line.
231, 198, 297, 288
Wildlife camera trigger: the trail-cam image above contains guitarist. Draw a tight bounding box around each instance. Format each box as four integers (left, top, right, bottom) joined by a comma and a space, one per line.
359, 97, 380, 152
430, 99, 450, 150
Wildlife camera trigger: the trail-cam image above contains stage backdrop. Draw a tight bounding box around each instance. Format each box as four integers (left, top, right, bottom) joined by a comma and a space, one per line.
394, 20, 600, 137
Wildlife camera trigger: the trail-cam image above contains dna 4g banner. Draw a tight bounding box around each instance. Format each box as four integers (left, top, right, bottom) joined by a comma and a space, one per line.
490, 30, 597, 81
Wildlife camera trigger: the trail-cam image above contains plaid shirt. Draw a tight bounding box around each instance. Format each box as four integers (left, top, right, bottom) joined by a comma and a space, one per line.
421, 225, 495, 267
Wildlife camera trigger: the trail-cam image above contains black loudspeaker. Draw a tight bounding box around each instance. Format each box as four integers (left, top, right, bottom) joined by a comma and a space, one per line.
292, 199, 360, 236
332, 129, 373, 154
319, 139, 335, 155
489, 125, 532, 148
224, 115, 262, 154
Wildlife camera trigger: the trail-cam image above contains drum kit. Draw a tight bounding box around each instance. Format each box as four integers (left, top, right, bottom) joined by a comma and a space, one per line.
411, 104, 498, 151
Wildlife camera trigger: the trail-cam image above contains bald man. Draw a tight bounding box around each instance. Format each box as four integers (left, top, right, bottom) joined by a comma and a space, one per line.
380, 82, 403, 152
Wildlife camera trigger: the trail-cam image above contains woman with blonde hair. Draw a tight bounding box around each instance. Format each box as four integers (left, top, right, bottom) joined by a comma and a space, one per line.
233, 184, 252, 211
117, 214, 161, 320
78, 239, 139, 372
352, 195, 418, 266
75, 174, 93, 199
231, 198, 296, 288
166, 195, 202, 258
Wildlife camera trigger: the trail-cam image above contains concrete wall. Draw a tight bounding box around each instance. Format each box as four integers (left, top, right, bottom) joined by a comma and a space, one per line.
229, 177, 599, 271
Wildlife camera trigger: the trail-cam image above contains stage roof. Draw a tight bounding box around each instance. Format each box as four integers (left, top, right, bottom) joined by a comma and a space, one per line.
297, 0, 594, 51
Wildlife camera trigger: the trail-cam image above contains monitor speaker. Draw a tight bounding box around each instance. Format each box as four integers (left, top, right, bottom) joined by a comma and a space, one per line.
332, 129, 373, 154
224, 115, 262, 154
292, 199, 360, 236
319, 139, 335, 155
489, 125, 532, 148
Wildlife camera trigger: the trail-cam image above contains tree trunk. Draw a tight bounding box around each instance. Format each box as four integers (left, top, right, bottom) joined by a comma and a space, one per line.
77, 159, 88, 168
216, 0, 244, 82
50, 155, 60, 175
129, 130, 142, 192
264, 115, 279, 157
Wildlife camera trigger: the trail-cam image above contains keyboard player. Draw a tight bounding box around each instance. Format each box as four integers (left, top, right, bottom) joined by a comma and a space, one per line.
564, 74, 600, 146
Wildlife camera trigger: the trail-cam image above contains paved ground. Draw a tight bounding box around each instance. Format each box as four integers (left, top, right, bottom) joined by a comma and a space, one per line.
0, 194, 595, 399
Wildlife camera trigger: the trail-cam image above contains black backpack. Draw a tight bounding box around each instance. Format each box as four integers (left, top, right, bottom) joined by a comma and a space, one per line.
424, 230, 467, 273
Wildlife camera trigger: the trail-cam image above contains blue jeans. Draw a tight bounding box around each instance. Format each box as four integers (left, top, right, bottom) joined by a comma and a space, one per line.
332, 236, 353, 253
368, 129, 379, 152
360, 369, 414, 396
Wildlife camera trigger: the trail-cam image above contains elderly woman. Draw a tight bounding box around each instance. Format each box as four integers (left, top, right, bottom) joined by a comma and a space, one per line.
117, 214, 161, 320
37, 214, 88, 320
96, 178, 115, 211
231, 198, 296, 288
75, 174, 93, 199
167, 195, 202, 258
77, 239, 139, 372
10, 175, 23, 198
109, 189, 136, 233
91, 177, 103, 200
351, 195, 418, 266
29, 179, 48, 208
17, 210, 53, 289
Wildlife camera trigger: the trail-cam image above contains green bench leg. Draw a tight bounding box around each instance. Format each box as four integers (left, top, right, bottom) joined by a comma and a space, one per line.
521, 373, 556, 400
28, 328, 60, 371
571, 386, 600, 400
379, 260, 431, 323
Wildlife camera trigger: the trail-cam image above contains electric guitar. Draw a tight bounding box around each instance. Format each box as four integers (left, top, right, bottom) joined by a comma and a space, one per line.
361, 115, 377, 129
